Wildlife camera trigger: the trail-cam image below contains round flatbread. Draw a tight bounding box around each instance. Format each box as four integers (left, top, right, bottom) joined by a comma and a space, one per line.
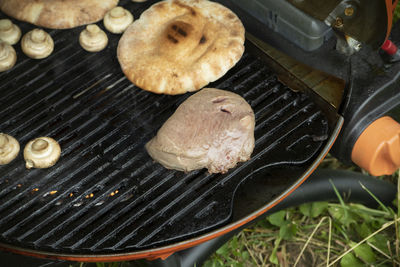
117, 0, 245, 95
0, 0, 119, 29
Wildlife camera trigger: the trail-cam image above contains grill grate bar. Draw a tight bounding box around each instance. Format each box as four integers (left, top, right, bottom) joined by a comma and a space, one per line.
44, 61, 277, 249
0, 7, 332, 251
87, 84, 311, 249
49, 167, 175, 248
0, 54, 112, 127
0, 82, 160, 205
0, 29, 74, 88
134, 108, 322, 247
1, 82, 197, 242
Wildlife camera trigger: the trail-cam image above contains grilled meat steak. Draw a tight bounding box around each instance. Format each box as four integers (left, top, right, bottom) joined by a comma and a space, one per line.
146, 88, 255, 173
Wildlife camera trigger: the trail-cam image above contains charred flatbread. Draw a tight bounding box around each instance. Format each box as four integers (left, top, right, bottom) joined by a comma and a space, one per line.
117, 0, 245, 95
0, 0, 119, 29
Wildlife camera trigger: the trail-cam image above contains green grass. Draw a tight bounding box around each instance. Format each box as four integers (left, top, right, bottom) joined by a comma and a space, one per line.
204, 167, 400, 267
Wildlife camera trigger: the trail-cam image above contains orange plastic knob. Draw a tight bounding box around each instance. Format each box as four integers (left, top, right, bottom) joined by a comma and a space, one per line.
352, 116, 400, 176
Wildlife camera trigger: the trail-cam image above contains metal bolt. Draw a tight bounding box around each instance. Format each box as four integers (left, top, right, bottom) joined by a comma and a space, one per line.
344, 6, 354, 17
334, 17, 344, 28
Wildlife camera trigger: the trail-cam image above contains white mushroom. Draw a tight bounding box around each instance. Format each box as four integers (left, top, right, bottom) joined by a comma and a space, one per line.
0, 133, 20, 165
21, 28, 54, 59
79, 24, 108, 52
24, 137, 61, 169
104, 7, 134, 34
0, 42, 17, 72
0, 19, 21, 45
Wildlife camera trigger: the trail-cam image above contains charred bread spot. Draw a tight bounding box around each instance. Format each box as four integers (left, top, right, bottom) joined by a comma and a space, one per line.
172, 24, 187, 37
154, 2, 166, 9
174, 1, 197, 16
167, 34, 179, 43
199, 35, 207, 44
230, 30, 240, 37
226, 13, 235, 20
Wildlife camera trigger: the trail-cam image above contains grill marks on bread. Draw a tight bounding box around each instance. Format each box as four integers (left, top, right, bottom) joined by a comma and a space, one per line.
117, 0, 245, 95
166, 22, 192, 44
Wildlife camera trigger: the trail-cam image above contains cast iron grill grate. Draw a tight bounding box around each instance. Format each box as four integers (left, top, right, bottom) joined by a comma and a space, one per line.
0, 0, 330, 254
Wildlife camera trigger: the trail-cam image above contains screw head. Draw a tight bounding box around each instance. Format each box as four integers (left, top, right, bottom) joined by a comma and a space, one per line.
344, 6, 354, 17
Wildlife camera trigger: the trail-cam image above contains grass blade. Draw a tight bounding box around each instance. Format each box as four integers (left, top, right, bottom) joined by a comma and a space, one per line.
328, 217, 400, 266
359, 182, 392, 214
293, 216, 332, 267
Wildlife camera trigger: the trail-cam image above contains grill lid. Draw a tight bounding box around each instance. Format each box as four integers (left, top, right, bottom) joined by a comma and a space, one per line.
0, 0, 339, 256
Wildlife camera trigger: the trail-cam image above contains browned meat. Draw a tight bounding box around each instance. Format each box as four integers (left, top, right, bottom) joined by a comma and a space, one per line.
145, 88, 255, 173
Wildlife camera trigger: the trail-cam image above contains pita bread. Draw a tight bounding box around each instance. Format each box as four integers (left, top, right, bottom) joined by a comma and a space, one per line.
117, 0, 245, 95
0, 0, 119, 29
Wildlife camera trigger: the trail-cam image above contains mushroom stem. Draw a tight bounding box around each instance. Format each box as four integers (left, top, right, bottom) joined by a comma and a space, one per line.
0, 133, 8, 147
0, 19, 21, 45
0, 43, 7, 59
24, 137, 61, 169
103, 7, 133, 34
0, 133, 20, 165
32, 139, 49, 151
31, 29, 46, 43
110, 7, 125, 18
0, 42, 17, 72
79, 24, 108, 52
86, 24, 100, 37
26, 159, 34, 169
21, 29, 54, 59
0, 19, 12, 32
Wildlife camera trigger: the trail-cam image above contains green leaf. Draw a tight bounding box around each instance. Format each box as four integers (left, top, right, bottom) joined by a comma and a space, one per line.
232, 249, 241, 258
202, 261, 213, 267
340, 252, 365, 267
299, 203, 312, 217
279, 222, 297, 240
269, 237, 281, 265
350, 241, 376, 263
231, 235, 238, 250
310, 202, 328, 218
357, 222, 372, 238
216, 243, 229, 256
241, 251, 250, 261
328, 206, 356, 227
368, 234, 390, 255
268, 210, 286, 227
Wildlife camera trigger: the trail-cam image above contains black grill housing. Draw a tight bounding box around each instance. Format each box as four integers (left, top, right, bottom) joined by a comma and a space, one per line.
0, 0, 333, 255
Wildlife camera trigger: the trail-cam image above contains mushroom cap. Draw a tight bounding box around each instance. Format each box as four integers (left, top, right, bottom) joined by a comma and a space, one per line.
0, 133, 20, 165
104, 6, 134, 34
0, 41, 17, 72
24, 137, 61, 169
79, 24, 108, 52
21, 28, 54, 59
0, 19, 21, 45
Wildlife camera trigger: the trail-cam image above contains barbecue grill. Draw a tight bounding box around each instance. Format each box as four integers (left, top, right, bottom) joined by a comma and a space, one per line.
0, 0, 399, 266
